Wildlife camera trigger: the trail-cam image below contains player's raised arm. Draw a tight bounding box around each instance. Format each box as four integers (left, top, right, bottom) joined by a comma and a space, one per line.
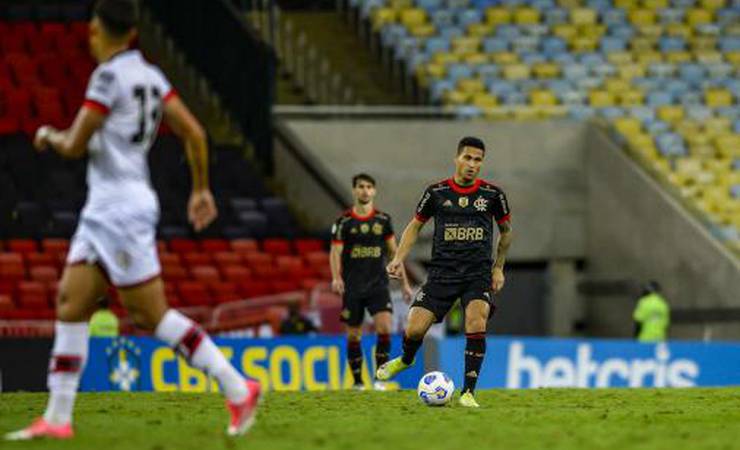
34, 101, 106, 159
163, 96, 216, 232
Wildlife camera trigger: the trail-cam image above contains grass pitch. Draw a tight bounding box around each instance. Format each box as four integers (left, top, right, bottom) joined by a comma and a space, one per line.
2, 389, 740, 450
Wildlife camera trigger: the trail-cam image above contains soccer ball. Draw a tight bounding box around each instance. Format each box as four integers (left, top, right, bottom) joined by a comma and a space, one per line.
417, 371, 454, 406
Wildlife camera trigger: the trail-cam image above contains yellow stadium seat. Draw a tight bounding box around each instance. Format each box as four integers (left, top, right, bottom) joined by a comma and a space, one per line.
571, 8, 597, 25
629, 9, 656, 25
607, 52, 634, 65
485, 7, 511, 26
675, 157, 703, 176
695, 51, 723, 64
635, 51, 663, 64
514, 7, 540, 25
666, 51, 692, 63
443, 90, 470, 105
690, 145, 716, 159
483, 107, 510, 120
589, 90, 616, 107
530, 89, 558, 106
579, 25, 607, 40
472, 93, 498, 108
410, 24, 436, 38
618, 63, 647, 80
715, 135, 740, 158
571, 37, 597, 52
686, 8, 713, 26
468, 23, 494, 37
514, 107, 540, 120
630, 37, 656, 52
432, 52, 461, 65
705, 158, 732, 175
605, 78, 631, 93
725, 51, 740, 65
452, 37, 481, 54
371, 8, 397, 31
705, 118, 732, 134
400, 8, 427, 28
553, 24, 578, 41
639, 25, 664, 39
491, 52, 519, 64
690, 37, 717, 52
425, 63, 446, 79
503, 63, 531, 80
557, 0, 581, 8
666, 24, 692, 38
532, 63, 561, 79
614, 117, 643, 135
389, 0, 413, 8
615, 0, 638, 9
705, 89, 733, 108
619, 90, 645, 106
642, 0, 669, 8
464, 53, 489, 65
458, 78, 485, 94
657, 105, 684, 123
700, 0, 725, 10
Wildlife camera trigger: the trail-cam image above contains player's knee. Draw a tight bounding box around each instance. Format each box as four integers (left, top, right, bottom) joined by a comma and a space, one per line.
465, 315, 487, 333
405, 323, 426, 340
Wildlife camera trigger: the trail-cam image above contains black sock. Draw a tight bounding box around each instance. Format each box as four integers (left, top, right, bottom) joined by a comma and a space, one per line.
347, 339, 363, 385
464, 332, 486, 394
375, 333, 391, 370
401, 335, 422, 365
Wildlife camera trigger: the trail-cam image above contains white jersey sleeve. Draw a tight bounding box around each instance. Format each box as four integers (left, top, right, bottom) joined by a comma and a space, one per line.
84, 66, 122, 114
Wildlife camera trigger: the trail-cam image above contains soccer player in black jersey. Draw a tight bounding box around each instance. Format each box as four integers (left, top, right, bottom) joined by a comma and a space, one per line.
330, 173, 413, 390
376, 137, 513, 407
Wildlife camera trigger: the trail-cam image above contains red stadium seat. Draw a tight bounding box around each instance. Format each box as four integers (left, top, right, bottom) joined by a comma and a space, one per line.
213, 252, 242, 268
251, 266, 281, 280
209, 282, 240, 304
238, 281, 272, 298
190, 265, 220, 283
26, 252, 56, 270
182, 252, 212, 267
0, 294, 14, 311
7, 239, 37, 254
262, 238, 292, 255
29, 266, 59, 284
0, 116, 20, 134
221, 265, 251, 282
177, 281, 211, 306
200, 239, 229, 252
300, 279, 322, 291
158, 252, 181, 266
304, 251, 330, 268
169, 238, 198, 253
0, 263, 25, 281
271, 280, 299, 293
0, 253, 23, 265
275, 256, 303, 273
243, 252, 272, 268
41, 238, 70, 255
231, 239, 258, 254
162, 264, 187, 281
0, 280, 14, 296
157, 240, 167, 254
17, 281, 49, 308
294, 239, 324, 254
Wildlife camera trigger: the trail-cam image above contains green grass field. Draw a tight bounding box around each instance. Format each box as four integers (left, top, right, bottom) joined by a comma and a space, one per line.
2, 389, 740, 450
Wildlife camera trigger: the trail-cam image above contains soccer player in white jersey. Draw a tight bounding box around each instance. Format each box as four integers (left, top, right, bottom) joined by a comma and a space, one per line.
5, 0, 260, 440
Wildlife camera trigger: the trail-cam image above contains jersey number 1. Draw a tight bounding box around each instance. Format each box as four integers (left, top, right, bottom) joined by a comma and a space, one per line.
131, 85, 162, 145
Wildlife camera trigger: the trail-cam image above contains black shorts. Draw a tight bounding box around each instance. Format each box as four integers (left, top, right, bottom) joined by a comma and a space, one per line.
341, 289, 393, 327
411, 278, 495, 323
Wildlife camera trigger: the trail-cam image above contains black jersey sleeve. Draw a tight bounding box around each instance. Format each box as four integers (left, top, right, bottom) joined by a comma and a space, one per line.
414, 187, 436, 223
384, 216, 395, 240
331, 216, 346, 244
491, 190, 511, 224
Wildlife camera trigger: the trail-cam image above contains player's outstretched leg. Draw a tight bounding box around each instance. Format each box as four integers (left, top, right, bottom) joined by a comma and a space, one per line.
120, 278, 260, 436
376, 307, 434, 381
459, 300, 490, 408
5, 265, 106, 441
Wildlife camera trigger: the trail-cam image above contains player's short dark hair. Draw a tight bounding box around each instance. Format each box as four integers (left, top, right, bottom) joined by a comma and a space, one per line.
94, 0, 138, 38
352, 173, 376, 187
457, 136, 486, 154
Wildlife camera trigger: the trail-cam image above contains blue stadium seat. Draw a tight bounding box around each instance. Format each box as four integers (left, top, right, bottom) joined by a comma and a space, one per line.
630, 107, 657, 125
488, 80, 518, 96
719, 37, 740, 52
448, 63, 474, 81
381, 24, 408, 48
600, 107, 625, 120
430, 79, 456, 102
561, 90, 587, 105
544, 8, 569, 25
679, 92, 703, 107
476, 63, 500, 79
609, 24, 635, 40
601, 36, 627, 53
542, 37, 567, 56
659, 37, 686, 53
563, 64, 588, 80
520, 52, 546, 64
456, 105, 483, 118
568, 105, 596, 120
483, 37, 509, 53
647, 91, 674, 107
418, 0, 444, 12
440, 26, 465, 39
656, 132, 687, 157
603, 10, 628, 27
502, 91, 527, 105
686, 106, 713, 121
658, 8, 685, 24
425, 36, 451, 53
679, 64, 707, 84
432, 9, 455, 27
512, 36, 540, 54
457, 9, 483, 27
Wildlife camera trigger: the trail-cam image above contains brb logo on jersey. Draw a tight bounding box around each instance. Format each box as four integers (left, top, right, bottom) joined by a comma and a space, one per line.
350, 246, 382, 258
444, 226, 485, 241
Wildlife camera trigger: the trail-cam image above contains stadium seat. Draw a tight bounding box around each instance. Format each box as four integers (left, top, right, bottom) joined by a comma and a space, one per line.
190, 265, 221, 283
177, 281, 211, 306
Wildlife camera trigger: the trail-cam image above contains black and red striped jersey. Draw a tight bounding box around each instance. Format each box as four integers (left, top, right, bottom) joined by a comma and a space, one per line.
331, 209, 395, 296
414, 178, 511, 284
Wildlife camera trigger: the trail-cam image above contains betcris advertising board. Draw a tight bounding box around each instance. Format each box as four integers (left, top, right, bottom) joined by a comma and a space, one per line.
80, 335, 422, 392
438, 337, 740, 389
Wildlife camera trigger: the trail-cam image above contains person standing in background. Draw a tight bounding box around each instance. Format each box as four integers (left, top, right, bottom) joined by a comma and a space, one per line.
633, 281, 670, 342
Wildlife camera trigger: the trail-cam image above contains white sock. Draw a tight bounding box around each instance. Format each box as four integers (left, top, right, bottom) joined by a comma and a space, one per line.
44, 322, 89, 426
155, 309, 248, 403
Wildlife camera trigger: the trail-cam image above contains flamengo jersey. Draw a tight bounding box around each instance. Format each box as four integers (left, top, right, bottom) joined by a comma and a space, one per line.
331, 209, 395, 297
415, 178, 511, 284
82, 49, 176, 217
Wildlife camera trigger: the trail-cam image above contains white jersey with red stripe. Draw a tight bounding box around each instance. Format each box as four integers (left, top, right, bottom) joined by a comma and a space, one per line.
82, 49, 176, 218
65, 49, 177, 287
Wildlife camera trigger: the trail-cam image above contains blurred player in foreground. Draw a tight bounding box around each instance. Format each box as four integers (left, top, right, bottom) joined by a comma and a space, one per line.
376, 137, 513, 407
6, 0, 259, 440
331, 174, 413, 390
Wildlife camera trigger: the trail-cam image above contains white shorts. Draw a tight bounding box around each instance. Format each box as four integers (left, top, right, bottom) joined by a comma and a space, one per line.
67, 205, 161, 288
